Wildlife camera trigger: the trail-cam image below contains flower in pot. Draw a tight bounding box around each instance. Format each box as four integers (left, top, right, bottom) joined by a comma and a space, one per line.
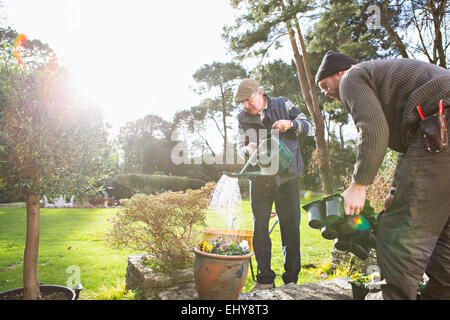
349, 273, 375, 300
194, 239, 253, 300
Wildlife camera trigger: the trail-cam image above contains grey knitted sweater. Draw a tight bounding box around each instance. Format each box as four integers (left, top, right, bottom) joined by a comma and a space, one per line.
339, 58, 450, 185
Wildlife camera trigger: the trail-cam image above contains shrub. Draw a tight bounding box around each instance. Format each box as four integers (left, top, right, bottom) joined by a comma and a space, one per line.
109, 174, 206, 199
105, 182, 216, 272
88, 197, 115, 207
81, 280, 137, 300
366, 150, 397, 212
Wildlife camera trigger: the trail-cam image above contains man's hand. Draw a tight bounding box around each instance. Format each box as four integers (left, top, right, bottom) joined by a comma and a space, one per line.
342, 182, 367, 215
272, 120, 293, 133
246, 142, 257, 156
247, 142, 265, 156
384, 188, 396, 209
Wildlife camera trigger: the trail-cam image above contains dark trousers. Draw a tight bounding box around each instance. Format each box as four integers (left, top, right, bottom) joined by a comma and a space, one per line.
250, 176, 301, 284
376, 120, 450, 299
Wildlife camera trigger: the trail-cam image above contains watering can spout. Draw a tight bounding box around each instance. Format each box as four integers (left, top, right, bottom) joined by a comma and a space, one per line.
224, 133, 293, 178
223, 171, 239, 178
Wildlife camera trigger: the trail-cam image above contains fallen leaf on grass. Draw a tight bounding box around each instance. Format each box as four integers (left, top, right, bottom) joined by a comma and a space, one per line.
7, 262, 21, 271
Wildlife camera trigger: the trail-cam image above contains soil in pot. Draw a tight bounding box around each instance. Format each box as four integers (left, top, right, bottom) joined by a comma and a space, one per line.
0, 285, 75, 300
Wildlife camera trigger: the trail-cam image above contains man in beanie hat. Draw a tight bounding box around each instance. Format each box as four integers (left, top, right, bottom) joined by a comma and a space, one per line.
235, 79, 313, 290
316, 51, 450, 299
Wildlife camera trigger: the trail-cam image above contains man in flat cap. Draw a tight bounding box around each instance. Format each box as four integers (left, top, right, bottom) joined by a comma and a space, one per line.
235, 79, 313, 290
316, 51, 450, 299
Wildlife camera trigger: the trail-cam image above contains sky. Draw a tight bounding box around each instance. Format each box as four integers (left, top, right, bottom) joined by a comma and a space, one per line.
3, 0, 295, 138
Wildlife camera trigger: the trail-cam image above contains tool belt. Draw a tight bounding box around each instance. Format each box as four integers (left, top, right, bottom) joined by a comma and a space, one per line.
417, 100, 448, 153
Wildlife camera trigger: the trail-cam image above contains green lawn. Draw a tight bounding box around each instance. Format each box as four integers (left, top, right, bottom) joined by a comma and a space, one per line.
0, 197, 334, 298
0, 208, 142, 299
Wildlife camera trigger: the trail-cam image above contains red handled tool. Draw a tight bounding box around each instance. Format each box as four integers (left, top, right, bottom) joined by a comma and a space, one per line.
439, 99, 444, 115
416, 105, 425, 120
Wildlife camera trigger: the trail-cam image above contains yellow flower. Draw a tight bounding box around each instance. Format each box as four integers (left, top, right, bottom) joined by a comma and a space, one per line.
197, 241, 207, 251
205, 244, 213, 253
351, 273, 360, 280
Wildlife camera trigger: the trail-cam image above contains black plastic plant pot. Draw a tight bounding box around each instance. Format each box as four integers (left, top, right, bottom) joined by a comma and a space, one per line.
303, 201, 325, 229
368, 233, 377, 249
321, 225, 339, 240
349, 241, 370, 261
0, 284, 82, 300
334, 236, 351, 251
324, 194, 344, 224
350, 282, 369, 300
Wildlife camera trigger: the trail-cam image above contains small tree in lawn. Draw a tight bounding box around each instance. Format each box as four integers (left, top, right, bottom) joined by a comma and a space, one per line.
0, 51, 117, 299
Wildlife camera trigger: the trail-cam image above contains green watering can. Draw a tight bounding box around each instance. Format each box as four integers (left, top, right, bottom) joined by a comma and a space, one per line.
224, 132, 293, 178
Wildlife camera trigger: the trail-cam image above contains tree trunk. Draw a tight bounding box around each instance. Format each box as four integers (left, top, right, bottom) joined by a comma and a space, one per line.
339, 124, 345, 148
380, 1, 409, 58
431, 1, 447, 68
381, 21, 409, 58
23, 192, 41, 300
281, 0, 334, 193
220, 87, 228, 156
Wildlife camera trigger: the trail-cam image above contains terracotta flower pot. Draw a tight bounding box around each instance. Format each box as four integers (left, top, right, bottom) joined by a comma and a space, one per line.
193, 247, 253, 300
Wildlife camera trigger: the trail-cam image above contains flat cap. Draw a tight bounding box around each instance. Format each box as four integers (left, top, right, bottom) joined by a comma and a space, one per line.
315, 51, 357, 84
234, 79, 259, 103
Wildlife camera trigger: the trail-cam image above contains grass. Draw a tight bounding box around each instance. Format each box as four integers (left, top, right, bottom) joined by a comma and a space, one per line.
0, 207, 141, 299
0, 196, 336, 299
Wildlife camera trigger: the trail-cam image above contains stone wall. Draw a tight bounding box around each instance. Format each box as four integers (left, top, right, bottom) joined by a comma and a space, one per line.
125, 254, 196, 300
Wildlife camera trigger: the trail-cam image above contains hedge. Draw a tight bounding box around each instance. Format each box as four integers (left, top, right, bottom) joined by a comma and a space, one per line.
108, 173, 206, 199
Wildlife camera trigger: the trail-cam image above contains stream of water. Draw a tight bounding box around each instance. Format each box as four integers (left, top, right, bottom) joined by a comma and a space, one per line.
209, 174, 242, 229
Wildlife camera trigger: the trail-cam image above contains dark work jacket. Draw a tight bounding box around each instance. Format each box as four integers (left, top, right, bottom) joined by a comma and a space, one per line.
237, 95, 311, 186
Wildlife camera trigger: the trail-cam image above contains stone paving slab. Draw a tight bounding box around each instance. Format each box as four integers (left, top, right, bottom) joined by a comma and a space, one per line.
239, 277, 353, 300
158, 277, 353, 300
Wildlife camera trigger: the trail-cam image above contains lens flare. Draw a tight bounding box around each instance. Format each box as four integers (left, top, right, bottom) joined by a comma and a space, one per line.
14, 33, 27, 66
304, 190, 312, 200
350, 215, 370, 231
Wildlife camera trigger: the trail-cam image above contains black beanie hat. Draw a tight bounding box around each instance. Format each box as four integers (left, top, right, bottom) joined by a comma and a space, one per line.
315, 51, 357, 84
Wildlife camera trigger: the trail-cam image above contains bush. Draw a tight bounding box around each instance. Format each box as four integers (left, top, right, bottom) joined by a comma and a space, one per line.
105, 182, 216, 272
88, 197, 115, 207
366, 149, 397, 212
108, 174, 206, 199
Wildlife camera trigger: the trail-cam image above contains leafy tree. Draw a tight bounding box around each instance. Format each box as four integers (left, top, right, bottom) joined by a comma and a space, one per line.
223, 0, 334, 193
0, 27, 55, 69
306, 0, 404, 61
0, 56, 117, 299
192, 61, 247, 155
173, 101, 219, 157
117, 114, 173, 175
255, 59, 302, 105
307, 0, 450, 66
406, 0, 450, 67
